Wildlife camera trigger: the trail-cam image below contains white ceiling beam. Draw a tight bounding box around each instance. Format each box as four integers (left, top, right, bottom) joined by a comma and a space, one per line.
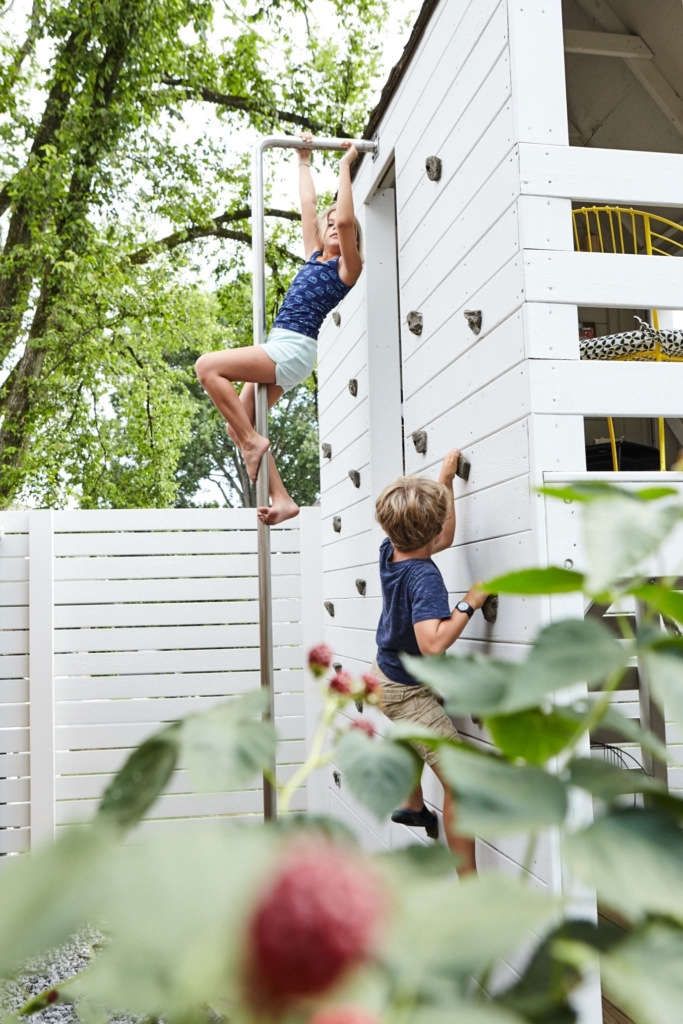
564, 29, 653, 60
575, 0, 683, 139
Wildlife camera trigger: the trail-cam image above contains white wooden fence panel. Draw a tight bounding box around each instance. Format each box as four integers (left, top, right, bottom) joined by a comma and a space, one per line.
0, 509, 320, 857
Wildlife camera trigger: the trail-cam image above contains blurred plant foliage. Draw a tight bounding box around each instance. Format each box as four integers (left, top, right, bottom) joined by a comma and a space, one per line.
1, 485, 683, 1024
0, 0, 389, 509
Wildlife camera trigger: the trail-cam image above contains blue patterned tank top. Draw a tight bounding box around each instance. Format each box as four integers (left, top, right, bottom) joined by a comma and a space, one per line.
273, 251, 352, 340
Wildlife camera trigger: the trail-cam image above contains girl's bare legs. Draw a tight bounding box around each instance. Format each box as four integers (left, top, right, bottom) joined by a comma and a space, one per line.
237, 382, 300, 526
195, 347, 275, 482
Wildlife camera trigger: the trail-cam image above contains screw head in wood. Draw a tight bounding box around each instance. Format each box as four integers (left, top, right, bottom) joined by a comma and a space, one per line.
425, 155, 442, 181
348, 469, 361, 488
348, 378, 358, 397
407, 310, 423, 336
412, 429, 428, 455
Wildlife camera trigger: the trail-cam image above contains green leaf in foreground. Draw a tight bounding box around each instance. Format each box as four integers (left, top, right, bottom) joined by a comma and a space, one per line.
595, 702, 669, 763
599, 922, 683, 1024
438, 746, 567, 837
566, 808, 683, 924
387, 873, 558, 988
482, 566, 585, 595
639, 637, 683, 730
540, 482, 678, 503
630, 582, 683, 624
486, 707, 582, 764
181, 690, 276, 791
336, 731, 420, 820
567, 757, 674, 803
404, 618, 626, 717
583, 496, 683, 593
97, 728, 180, 831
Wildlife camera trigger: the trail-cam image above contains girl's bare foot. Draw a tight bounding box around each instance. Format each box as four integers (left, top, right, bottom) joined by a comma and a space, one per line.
241, 433, 270, 483
257, 499, 300, 526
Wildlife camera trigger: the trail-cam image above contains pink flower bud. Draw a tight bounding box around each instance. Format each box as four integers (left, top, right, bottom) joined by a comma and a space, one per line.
244, 840, 385, 1012
350, 719, 376, 739
361, 673, 382, 705
310, 1009, 380, 1024
329, 670, 353, 696
308, 644, 333, 677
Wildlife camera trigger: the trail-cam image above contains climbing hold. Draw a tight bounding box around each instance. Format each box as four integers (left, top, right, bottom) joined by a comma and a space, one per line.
456, 455, 471, 481
324, 601, 335, 617
464, 310, 482, 335
348, 469, 361, 488
425, 155, 442, 181
354, 700, 364, 714
348, 378, 358, 397
407, 311, 423, 336
332, 769, 342, 788
482, 594, 498, 624
321, 442, 332, 459
412, 429, 428, 455
333, 662, 342, 672
332, 515, 342, 533
355, 578, 366, 596
332, 311, 341, 326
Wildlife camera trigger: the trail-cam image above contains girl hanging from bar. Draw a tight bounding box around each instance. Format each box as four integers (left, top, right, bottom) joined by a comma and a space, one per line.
195, 134, 363, 525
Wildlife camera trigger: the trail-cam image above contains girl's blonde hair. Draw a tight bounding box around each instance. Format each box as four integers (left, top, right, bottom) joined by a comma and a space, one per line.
375, 476, 449, 552
318, 203, 363, 260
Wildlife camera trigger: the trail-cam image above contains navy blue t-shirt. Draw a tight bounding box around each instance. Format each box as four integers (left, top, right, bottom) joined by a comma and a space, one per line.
375, 538, 451, 686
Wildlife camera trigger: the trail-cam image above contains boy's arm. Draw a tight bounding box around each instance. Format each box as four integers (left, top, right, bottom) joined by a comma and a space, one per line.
298, 136, 322, 258
336, 144, 362, 285
430, 449, 460, 554
414, 586, 487, 655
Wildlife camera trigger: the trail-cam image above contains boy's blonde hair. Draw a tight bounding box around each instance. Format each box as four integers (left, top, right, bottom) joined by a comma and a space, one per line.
318, 203, 363, 259
375, 476, 448, 552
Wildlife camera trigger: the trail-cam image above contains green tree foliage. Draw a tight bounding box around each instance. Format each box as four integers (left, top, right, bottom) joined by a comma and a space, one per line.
0, 0, 388, 508
1, 485, 683, 1023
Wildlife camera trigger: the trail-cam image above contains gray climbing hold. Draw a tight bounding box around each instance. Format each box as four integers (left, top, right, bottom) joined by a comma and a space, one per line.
348, 378, 358, 397
321, 442, 332, 459
332, 515, 342, 533
355, 578, 366, 596
412, 429, 428, 455
482, 594, 498, 624
425, 155, 442, 181
407, 311, 423, 336
332, 311, 341, 326
348, 469, 361, 488
464, 310, 482, 335
324, 600, 335, 617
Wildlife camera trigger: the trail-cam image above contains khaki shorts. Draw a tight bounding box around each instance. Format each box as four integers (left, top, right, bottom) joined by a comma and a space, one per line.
373, 662, 458, 770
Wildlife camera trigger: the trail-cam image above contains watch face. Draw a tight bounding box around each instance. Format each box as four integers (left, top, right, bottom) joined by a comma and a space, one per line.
456, 601, 472, 615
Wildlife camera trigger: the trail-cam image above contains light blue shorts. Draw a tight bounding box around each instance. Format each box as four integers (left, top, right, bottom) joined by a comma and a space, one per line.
261, 326, 317, 392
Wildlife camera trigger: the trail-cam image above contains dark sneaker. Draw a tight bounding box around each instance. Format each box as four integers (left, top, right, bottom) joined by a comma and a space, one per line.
391, 805, 439, 840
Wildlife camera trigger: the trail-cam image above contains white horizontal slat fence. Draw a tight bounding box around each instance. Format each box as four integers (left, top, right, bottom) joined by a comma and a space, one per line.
0, 507, 321, 856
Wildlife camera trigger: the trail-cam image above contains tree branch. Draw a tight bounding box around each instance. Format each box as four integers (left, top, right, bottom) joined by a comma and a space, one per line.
161, 78, 330, 132
127, 207, 301, 265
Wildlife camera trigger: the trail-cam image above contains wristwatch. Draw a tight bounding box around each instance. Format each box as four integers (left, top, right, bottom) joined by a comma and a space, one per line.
455, 600, 474, 619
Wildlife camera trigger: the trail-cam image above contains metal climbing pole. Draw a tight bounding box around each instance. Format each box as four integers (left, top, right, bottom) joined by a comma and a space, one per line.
251, 134, 376, 820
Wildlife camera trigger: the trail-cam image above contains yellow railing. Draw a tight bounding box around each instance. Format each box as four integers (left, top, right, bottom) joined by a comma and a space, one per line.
572, 205, 683, 471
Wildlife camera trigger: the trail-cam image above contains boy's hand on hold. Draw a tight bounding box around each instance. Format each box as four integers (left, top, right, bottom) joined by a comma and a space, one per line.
441, 449, 462, 483
340, 141, 359, 166
465, 585, 488, 611
298, 131, 313, 164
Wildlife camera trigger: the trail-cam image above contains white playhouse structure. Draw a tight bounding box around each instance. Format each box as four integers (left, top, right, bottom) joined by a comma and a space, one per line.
2, 2, 683, 1022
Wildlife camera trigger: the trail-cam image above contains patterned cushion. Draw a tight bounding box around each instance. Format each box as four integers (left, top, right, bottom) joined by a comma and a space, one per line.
580, 316, 683, 360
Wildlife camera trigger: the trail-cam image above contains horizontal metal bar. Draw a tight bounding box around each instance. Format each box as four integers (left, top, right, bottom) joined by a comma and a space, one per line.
258, 134, 377, 155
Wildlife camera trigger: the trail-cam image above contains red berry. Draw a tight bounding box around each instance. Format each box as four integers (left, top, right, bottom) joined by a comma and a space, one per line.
308, 644, 334, 677
244, 840, 385, 1011
310, 1009, 379, 1024
46, 991, 58, 1005
329, 670, 353, 696
350, 719, 376, 739
361, 673, 382, 705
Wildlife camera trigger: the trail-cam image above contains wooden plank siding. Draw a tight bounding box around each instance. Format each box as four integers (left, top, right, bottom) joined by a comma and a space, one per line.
0, 509, 320, 856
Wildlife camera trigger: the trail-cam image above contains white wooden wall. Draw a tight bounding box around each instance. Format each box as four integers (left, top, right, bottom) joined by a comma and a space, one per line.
317, 0, 683, 1013
0, 508, 321, 855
